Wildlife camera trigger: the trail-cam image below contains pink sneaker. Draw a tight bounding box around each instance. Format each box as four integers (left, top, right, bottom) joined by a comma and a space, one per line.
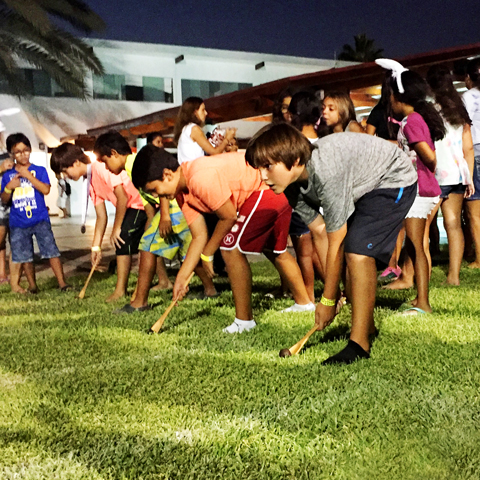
378, 266, 401, 284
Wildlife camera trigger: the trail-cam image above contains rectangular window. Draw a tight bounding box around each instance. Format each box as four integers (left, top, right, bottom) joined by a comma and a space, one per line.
143, 76, 173, 103
181, 80, 252, 101
93, 74, 125, 100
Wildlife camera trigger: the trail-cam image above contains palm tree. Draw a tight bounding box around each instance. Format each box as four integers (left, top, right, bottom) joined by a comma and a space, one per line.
338, 33, 384, 62
0, 0, 105, 98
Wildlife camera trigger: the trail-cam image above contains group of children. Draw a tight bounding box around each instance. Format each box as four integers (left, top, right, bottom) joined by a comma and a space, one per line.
2, 57, 479, 365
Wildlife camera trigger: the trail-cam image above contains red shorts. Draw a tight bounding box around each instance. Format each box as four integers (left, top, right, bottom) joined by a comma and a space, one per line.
220, 189, 292, 254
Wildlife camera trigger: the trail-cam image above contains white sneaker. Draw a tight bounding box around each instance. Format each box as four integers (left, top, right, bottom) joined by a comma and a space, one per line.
223, 319, 257, 333
280, 302, 316, 313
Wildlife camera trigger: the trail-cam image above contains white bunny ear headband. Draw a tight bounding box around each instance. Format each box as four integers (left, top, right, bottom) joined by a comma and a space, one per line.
375, 58, 408, 93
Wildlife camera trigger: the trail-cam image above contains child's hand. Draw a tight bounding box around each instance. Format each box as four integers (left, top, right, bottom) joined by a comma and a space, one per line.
1, 159, 14, 172
15, 164, 31, 177
314, 303, 336, 331
158, 217, 172, 238
6, 174, 21, 190
225, 128, 237, 142
202, 258, 215, 278
91, 249, 102, 266
173, 277, 189, 302
110, 228, 125, 249
465, 183, 475, 198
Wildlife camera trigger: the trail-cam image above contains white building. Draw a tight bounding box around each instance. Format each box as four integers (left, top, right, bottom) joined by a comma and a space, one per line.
0, 39, 355, 215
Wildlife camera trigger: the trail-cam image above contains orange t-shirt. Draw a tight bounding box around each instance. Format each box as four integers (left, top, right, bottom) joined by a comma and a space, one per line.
179, 152, 267, 225
90, 161, 144, 210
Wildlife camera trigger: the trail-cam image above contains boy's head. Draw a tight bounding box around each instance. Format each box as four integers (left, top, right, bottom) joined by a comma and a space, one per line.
245, 123, 314, 194
146, 131, 164, 148
51, 143, 90, 180
93, 131, 132, 174
6, 133, 31, 166
131, 144, 181, 199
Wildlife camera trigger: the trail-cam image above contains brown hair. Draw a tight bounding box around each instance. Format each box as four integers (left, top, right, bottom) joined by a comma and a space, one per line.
323, 91, 356, 131
246, 123, 314, 170
50, 143, 90, 175
173, 96, 204, 144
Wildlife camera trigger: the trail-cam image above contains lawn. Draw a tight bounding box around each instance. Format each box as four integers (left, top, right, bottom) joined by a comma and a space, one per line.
1, 259, 479, 479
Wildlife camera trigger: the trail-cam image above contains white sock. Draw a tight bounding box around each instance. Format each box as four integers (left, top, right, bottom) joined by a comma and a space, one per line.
223, 318, 257, 333
280, 302, 315, 313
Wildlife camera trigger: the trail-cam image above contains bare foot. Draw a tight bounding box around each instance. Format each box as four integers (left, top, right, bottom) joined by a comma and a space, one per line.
382, 278, 414, 290
106, 291, 126, 303
444, 276, 460, 286
467, 261, 480, 269
151, 280, 173, 291
11, 286, 27, 294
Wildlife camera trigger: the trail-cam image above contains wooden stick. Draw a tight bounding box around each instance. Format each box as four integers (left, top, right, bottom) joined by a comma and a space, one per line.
78, 262, 97, 299
289, 325, 318, 355
149, 272, 194, 334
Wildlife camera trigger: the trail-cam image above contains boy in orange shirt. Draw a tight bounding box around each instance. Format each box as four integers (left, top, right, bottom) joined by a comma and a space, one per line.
131, 145, 314, 333
51, 143, 147, 302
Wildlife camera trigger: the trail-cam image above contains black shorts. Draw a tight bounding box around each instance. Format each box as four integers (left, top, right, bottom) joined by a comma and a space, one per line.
116, 208, 148, 256
344, 183, 416, 264
440, 183, 466, 199
289, 211, 310, 237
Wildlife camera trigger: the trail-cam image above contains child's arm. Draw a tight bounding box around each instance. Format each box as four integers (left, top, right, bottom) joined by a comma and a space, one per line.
462, 123, 475, 197
347, 121, 365, 133
111, 185, 128, 248
190, 125, 236, 155
412, 142, 436, 172
92, 202, 108, 265
15, 165, 50, 195
200, 199, 237, 277
310, 217, 347, 330
172, 214, 209, 301
1, 173, 21, 204
158, 197, 172, 238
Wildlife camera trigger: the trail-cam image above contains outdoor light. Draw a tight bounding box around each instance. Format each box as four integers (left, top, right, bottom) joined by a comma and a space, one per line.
0, 107, 20, 117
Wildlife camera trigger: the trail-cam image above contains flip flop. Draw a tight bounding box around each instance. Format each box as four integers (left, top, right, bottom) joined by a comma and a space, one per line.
400, 307, 428, 316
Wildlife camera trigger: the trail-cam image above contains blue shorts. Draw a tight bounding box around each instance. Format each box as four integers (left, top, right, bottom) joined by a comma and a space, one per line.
440, 183, 466, 199
10, 221, 60, 263
466, 155, 480, 201
345, 183, 416, 265
289, 211, 310, 237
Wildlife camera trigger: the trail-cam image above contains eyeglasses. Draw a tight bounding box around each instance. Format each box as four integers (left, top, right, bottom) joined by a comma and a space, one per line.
12, 149, 31, 157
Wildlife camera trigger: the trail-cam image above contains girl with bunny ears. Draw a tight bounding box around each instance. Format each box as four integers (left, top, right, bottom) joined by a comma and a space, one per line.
377, 59, 445, 315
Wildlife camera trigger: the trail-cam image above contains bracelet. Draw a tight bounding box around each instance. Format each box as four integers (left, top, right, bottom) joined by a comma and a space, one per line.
320, 295, 336, 307
91, 246, 101, 252
4, 187, 12, 194
200, 253, 214, 262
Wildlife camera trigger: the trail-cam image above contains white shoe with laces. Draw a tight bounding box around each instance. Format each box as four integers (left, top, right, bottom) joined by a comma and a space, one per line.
280, 302, 316, 313
223, 319, 257, 333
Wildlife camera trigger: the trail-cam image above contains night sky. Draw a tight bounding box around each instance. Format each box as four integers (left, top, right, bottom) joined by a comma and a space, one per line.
82, 0, 479, 59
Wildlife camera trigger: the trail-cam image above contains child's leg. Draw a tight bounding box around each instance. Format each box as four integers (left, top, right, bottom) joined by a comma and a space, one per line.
424, 201, 441, 276
221, 248, 253, 320
405, 217, 432, 312
130, 250, 156, 308
106, 255, 132, 302
465, 200, 480, 268
273, 251, 312, 307
49, 257, 68, 289
291, 233, 315, 303
441, 193, 464, 285
151, 257, 173, 291
9, 261, 27, 293
346, 253, 377, 351
0, 226, 7, 280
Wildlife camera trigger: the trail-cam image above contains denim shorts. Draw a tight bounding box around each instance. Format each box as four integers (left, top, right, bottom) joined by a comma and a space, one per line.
440, 183, 466, 199
10, 220, 60, 263
466, 155, 480, 201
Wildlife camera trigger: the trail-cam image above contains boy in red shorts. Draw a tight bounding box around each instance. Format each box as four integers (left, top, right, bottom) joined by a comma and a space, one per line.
131, 144, 314, 333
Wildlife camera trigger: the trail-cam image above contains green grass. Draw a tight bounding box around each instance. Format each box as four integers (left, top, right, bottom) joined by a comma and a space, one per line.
1, 260, 480, 479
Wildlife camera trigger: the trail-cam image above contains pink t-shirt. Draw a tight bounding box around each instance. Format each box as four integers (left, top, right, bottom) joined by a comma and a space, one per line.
90, 161, 144, 210
398, 112, 441, 197
178, 152, 267, 225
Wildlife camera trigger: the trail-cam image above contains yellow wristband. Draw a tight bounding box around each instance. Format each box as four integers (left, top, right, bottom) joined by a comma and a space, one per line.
200, 253, 214, 262
4, 187, 12, 194
91, 246, 101, 252
320, 295, 336, 307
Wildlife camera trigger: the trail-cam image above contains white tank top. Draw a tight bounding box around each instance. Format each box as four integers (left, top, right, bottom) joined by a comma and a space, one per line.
177, 123, 205, 164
